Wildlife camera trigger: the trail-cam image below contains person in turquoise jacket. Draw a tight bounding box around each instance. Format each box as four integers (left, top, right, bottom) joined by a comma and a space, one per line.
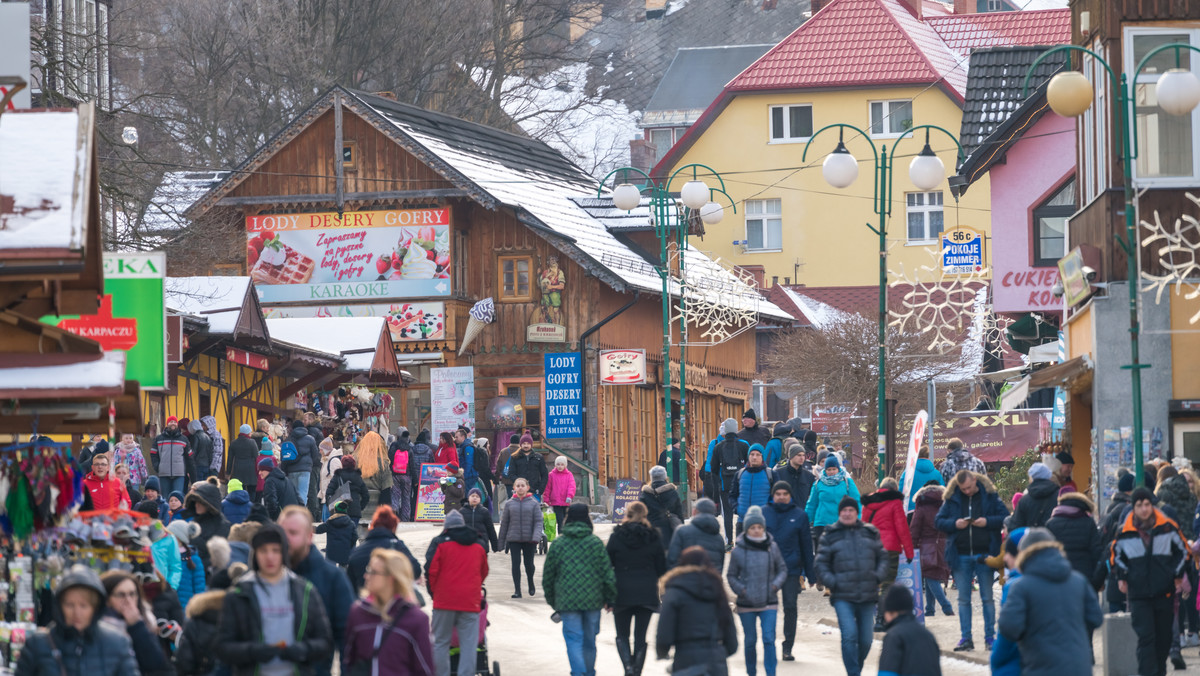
898, 448, 944, 510
805, 454, 861, 551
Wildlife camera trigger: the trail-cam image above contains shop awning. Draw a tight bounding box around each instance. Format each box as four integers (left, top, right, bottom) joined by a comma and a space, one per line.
397, 352, 444, 365
265, 317, 401, 383
1028, 355, 1091, 389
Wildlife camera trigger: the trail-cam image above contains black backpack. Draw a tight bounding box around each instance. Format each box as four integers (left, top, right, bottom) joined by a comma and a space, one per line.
716, 438, 746, 475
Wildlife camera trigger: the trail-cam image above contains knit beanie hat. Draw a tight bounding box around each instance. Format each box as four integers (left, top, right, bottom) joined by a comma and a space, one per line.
784, 438, 802, 459
446, 462, 459, 474
693, 497, 717, 515
1017, 527, 1057, 551
1130, 486, 1155, 505
748, 445, 763, 458
260, 439, 274, 453
1028, 462, 1052, 481
1055, 451, 1075, 466
771, 481, 793, 499
743, 505, 766, 529
650, 465, 668, 482
468, 487, 484, 501
1004, 527, 1028, 556
227, 479, 244, 492
135, 500, 160, 519
825, 454, 841, 469
721, 418, 738, 436
566, 503, 592, 528
882, 585, 914, 614
443, 509, 465, 528
519, 433, 533, 445
239, 424, 253, 435
167, 520, 200, 545
743, 409, 757, 421
258, 458, 274, 471
168, 491, 184, 504
250, 523, 289, 564
838, 496, 858, 514
1118, 472, 1135, 493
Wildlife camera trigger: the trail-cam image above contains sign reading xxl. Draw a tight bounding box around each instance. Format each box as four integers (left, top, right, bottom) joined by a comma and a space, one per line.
246, 207, 453, 303
544, 352, 582, 438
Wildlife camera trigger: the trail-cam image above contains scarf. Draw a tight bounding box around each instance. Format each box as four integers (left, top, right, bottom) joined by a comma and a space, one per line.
820, 469, 849, 487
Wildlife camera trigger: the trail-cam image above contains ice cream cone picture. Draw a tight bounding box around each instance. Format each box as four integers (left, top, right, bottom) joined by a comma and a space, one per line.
458, 297, 495, 355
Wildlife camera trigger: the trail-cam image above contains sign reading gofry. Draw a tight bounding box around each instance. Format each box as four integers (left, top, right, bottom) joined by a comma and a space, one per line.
599, 349, 646, 385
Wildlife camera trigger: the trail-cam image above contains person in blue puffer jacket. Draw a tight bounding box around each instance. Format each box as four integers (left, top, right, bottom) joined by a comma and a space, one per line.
764, 424, 790, 468
806, 454, 861, 553
898, 447, 943, 510
991, 528, 1027, 676
733, 445, 777, 534
221, 478, 252, 525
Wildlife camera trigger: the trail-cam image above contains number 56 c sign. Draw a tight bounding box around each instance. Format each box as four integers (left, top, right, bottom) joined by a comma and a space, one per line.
942, 227, 984, 275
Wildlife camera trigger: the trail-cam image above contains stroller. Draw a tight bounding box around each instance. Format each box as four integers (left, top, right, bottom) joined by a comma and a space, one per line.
449, 587, 501, 676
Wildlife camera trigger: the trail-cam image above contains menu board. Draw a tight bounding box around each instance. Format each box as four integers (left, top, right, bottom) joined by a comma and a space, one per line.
431, 366, 474, 436
246, 208, 452, 302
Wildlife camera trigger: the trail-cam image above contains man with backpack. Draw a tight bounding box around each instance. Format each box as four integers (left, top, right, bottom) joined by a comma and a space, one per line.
281, 420, 319, 510
712, 418, 750, 548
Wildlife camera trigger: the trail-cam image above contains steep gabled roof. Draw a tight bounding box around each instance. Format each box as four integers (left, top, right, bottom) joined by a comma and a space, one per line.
954, 45, 1067, 189
643, 45, 774, 127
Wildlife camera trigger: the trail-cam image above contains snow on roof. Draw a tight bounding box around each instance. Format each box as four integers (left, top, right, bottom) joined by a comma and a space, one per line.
0, 110, 90, 250
265, 317, 387, 372
782, 286, 851, 328
0, 352, 125, 392
142, 171, 231, 234
165, 276, 251, 335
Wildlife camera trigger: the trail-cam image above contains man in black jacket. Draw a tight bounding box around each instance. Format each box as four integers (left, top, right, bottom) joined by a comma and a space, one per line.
666, 498, 726, 570
879, 585, 942, 676
712, 418, 749, 547
215, 524, 333, 676
737, 409, 770, 449
503, 434, 548, 496
188, 420, 215, 480
779, 441, 815, 510
260, 459, 300, 521
814, 497, 888, 676
1009, 462, 1059, 530
282, 420, 320, 510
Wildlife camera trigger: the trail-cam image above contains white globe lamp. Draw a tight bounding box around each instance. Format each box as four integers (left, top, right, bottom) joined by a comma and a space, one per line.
700, 201, 724, 225
909, 144, 945, 191
680, 180, 710, 210
1157, 68, 1200, 116
612, 183, 642, 211
822, 142, 859, 189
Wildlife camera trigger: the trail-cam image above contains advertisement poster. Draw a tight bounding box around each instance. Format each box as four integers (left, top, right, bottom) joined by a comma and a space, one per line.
897, 552, 925, 625
612, 479, 644, 520
246, 208, 452, 303
810, 403, 857, 435
941, 227, 984, 275
263, 301, 446, 341
901, 410, 928, 504
47, 252, 167, 389
544, 352, 582, 438
431, 366, 474, 436
415, 463, 450, 522
599, 349, 646, 385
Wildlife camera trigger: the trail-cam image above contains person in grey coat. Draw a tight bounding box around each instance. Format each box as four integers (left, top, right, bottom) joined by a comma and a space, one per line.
497, 478, 543, 598
726, 505, 787, 676
16, 565, 140, 676
666, 497, 726, 571
814, 496, 888, 676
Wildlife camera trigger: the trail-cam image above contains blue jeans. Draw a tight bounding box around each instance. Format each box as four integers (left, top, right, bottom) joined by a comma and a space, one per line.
924, 577, 953, 614
738, 609, 778, 676
159, 476, 186, 498
832, 600, 875, 676
288, 471, 310, 507
560, 609, 601, 676
953, 557, 996, 642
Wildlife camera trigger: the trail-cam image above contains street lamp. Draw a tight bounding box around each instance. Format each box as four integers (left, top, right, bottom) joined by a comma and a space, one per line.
599, 164, 735, 502
802, 124, 964, 483
1025, 42, 1200, 489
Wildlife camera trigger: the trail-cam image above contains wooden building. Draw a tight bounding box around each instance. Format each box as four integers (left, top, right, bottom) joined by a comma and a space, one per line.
179, 86, 788, 491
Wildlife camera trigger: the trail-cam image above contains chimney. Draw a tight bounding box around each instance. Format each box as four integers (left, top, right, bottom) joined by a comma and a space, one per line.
629, 138, 657, 174
810, 0, 827, 13
771, 275, 779, 287
897, 0, 921, 19
737, 265, 766, 288
953, 0, 976, 14
646, 0, 666, 20
762, 0, 778, 9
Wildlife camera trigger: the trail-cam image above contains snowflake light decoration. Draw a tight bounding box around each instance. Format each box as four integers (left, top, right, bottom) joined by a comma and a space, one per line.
888, 244, 989, 352
977, 305, 1015, 360
667, 250, 761, 346
1141, 192, 1200, 324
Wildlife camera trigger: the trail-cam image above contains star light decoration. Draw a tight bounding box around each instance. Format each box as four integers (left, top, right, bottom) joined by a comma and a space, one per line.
667, 249, 761, 346
887, 243, 991, 353
1140, 192, 1200, 325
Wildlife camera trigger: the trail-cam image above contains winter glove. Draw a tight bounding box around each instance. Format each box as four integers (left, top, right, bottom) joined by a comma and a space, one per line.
280, 643, 308, 663
251, 644, 281, 663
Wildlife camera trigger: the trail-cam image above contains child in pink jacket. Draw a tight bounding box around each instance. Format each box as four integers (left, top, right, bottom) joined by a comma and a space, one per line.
544, 455, 576, 529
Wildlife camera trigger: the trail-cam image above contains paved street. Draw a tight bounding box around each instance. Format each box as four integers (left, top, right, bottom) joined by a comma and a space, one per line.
319, 521, 994, 675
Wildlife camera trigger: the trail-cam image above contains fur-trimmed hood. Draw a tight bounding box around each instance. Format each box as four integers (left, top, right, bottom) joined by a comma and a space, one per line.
862, 488, 904, 505
1056, 491, 1095, 512
642, 482, 677, 495
1015, 539, 1070, 582
185, 589, 228, 619
658, 563, 725, 599
208, 536, 231, 571
943, 471, 997, 501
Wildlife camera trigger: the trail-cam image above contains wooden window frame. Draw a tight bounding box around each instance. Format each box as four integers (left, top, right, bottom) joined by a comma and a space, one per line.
342, 140, 358, 172
497, 254, 534, 302
499, 378, 544, 434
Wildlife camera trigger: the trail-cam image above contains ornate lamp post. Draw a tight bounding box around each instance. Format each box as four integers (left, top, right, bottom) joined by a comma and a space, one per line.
599, 164, 734, 500
1025, 43, 1200, 487
803, 124, 964, 482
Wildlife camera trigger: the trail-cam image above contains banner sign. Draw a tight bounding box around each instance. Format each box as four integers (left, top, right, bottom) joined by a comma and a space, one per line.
599, 349, 646, 385
263, 301, 446, 341
902, 410, 928, 504
431, 366, 474, 436
226, 347, 269, 371
854, 409, 1051, 464
897, 552, 925, 624
246, 208, 452, 303
810, 403, 857, 435
415, 463, 450, 522
544, 352, 582, 438
612, 479, 644, 520
942, 227, 984, 275
48, 252, 167, 389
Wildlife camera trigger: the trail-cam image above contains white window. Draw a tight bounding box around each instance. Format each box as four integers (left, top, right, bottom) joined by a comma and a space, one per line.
769, 104, 813, 142
1126, 27, 1200, 186
648, 127, 683, 166
745, 198, 782, 251
870, 99, 913, 137
906, 191, 943, 242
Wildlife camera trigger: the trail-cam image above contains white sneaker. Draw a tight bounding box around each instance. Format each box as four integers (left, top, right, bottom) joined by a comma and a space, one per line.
1185, 633, 1200, 648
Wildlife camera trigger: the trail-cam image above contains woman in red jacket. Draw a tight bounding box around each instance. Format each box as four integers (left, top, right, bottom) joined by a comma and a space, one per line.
84, 453, 131, 510
433, 432, 458, 465
861, 477, 913, 631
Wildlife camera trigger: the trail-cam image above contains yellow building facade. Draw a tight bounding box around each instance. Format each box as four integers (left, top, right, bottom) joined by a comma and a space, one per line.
664, 85, 991, 287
